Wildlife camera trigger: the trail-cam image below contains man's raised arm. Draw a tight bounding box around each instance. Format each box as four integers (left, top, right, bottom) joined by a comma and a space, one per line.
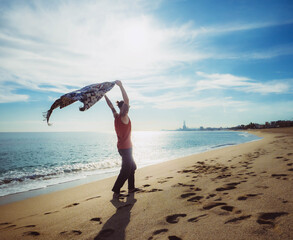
115, 80, 129, 105
104, 95, 118, 118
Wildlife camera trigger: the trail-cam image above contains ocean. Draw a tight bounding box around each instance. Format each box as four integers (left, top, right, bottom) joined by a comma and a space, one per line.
0, 131, 260, 202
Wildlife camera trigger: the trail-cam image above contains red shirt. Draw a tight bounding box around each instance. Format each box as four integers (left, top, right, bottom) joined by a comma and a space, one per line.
114, 115, 132, 149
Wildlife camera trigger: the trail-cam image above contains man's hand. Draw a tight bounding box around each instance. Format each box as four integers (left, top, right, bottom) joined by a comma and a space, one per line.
115, 80, 122, 87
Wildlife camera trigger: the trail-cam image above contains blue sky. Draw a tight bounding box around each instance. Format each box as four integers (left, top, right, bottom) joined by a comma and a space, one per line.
0, 0, 293, 132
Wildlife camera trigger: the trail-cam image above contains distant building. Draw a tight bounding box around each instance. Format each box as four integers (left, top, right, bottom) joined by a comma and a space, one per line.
173, 121, 227, 131
183, 121, 187, 130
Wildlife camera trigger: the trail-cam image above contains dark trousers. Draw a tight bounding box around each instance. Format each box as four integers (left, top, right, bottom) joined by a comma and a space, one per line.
112, 148, 137, 194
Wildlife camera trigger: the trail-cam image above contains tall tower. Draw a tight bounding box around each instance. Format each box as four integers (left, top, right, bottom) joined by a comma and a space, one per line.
183, 121, 187, 130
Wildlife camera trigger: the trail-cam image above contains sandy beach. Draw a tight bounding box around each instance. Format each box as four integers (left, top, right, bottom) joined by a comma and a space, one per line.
0, 128, 292, 240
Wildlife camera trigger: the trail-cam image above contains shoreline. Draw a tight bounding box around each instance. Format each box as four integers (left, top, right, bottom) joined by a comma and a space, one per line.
0, 131, 261, 205
0, 128, 292, 240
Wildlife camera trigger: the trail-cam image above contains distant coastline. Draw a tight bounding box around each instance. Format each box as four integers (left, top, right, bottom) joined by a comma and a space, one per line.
163, 127, 228, 132
161, 120, 229, 131
163, 120, 293, 131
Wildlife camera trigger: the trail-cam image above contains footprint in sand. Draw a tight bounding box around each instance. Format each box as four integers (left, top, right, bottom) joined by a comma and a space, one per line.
159, 177, 174, 183
180, 193, 195, 198
85, 196, 101, 201
0, 222, 11, 226
221, 206, 234, 212
203, 202, 227, 210
64, 203, 79, 208
60, 230, 82, 236
187, 196, 204, 202
153, 229, 168, 234
225, 215, 251, 224
257, 212, 289, 226
16, 225, 36, 229
179, 169, 194, 174
215, 174, 232, 179
237, 193, 263, 201
2, 224, 16, 229
245, 171, 256, 176
148, 188, 163, 193
168, 236, 182, 240
23, 231, 40, 236
188, 214, 208, 222
90, 218, 102, 224
148, 229, 168, 240
145, 176, 153, 180
0, 222, 14, 229
166, 214, 187, 224
136, 188, 163, 194
271, 174, 288, 180
216, 182, 241, 191
172, 183, 195, 188
158, 180, 168, 183
72, 230, 82, 235
206, 193, 216, 199
272, 174, 287, 177
256, 185, 269, 189
44, 211, 59, 215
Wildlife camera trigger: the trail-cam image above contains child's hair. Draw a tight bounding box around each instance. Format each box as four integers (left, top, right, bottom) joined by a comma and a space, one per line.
116, 100, 124, 109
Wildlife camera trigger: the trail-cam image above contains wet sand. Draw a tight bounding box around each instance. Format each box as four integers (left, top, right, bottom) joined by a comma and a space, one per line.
0, 128, 292, 240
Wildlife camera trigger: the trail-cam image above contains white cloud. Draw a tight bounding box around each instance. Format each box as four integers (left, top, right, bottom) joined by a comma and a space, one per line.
195, 72, 251, 91
0, 0, 207, 91
125, 82, 249, 111
116, 71, 291, 111
152, 97, 248, 110
0, 0, 292, 105
0, 0, 211, 107
248, 45, 293, 59
0, 88, 29, 103
194, 72, 291, 94
192, 19, 293, 37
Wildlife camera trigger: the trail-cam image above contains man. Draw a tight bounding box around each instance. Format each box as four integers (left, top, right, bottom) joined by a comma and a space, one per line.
104, 80, 137, 198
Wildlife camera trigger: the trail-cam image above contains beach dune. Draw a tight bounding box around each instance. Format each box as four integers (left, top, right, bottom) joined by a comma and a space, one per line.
0, 128, 292, 240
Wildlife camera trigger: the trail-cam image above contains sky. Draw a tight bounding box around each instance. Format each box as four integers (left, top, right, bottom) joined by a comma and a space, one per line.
0, 0, 293, 132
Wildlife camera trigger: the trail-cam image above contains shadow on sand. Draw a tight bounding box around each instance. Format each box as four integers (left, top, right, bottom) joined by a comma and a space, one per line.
94, 194, 137, 240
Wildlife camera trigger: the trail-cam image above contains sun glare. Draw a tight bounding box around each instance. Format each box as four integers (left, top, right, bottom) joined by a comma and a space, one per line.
123, 22, 149, 51
121, 19, 160, 60
132, 131, 164, 148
